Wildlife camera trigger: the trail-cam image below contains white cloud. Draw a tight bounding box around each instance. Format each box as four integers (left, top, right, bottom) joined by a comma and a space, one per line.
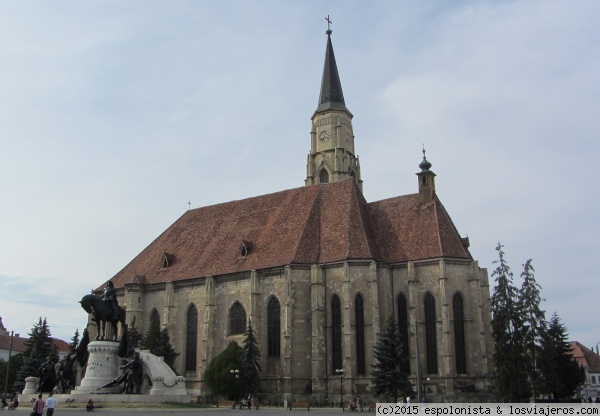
0, 1, 598, 351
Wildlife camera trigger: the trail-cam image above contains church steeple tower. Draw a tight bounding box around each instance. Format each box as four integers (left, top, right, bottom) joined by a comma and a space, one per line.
417, 147, 436, 201
305, 18, 362, 191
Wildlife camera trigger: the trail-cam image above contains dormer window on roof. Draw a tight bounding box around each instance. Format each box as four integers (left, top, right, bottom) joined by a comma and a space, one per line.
240, 240, 252, 257
161, 253, 175, 268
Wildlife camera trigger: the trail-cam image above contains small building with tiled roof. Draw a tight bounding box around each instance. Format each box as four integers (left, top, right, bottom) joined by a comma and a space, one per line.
0, 317, 70, 361
96, 26, 494, 402
571, 341, 600, 400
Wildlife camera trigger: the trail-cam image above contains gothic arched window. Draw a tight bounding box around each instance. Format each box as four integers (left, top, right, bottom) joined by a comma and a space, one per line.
319, 169, 329, 184
150, 309, 160, 327
331, 295, 342, 370
397, 293, 411, 374
424, 293, 438, 374
185, 305, 198, 372
355, 294, 366, 375
267, 297, 281, 357
229, 302, 246, 335
453, 293, 467, 374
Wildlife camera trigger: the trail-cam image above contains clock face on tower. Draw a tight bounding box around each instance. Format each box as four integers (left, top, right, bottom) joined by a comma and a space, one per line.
319, 131, 330, 143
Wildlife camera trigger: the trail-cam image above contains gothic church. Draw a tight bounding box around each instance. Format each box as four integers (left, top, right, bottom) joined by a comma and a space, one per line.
99, 28, 495, 403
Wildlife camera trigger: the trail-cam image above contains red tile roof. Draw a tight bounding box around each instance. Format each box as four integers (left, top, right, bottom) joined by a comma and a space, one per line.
0, 334, 70, 354
572, 341, 600, 372
0, 334, 29, 354
108, 179, 471, 289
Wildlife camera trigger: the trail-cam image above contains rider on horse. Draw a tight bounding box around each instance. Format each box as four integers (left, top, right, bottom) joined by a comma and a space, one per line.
102, 281, 119, 322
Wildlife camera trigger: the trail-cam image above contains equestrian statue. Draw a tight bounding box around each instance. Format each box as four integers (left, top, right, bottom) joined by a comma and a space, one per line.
79, 281, 126, 341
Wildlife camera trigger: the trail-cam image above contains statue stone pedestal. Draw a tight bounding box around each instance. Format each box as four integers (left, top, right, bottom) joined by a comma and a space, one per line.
72, 340, 120, 395
22, 377, 39, 394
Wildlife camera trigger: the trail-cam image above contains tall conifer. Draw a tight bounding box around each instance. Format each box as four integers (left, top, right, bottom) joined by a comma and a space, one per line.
240, 319, 261, 396
490, 244, 530, 402
371, 314, 411, 402
538, 313, 585, 400
142, 315, 161, 352
153, 327, 179, 372
128, 316, 143, 349
518, 259, 546, 400
68, 329, 80, 354
14, 317, 57, 390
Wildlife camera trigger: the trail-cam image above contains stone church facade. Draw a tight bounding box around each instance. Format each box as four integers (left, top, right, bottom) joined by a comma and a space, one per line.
98, 29, 495, 403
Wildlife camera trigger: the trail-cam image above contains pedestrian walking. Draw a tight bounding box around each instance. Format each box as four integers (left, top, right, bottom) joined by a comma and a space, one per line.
46, 392, 57, 416
32, 393, 45, 416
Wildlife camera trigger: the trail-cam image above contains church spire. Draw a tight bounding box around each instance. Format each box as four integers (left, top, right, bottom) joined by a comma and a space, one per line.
314, 17, 352, 117
305, 18, 362, 191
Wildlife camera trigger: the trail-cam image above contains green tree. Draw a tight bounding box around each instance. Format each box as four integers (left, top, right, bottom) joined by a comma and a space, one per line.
0, 353, 24, 395
204, 342, 244, 400
152, 327, 179, 373
142, 315, 161, 352
139, 317, 179, 372
518, 259, 546, 401
240, 319, 261, 395
68, 329, 80, 354
370, 314, 411, 402
490, 244, 530, 402
538, 313, 585, 400
128, 317, 144, 349
14, 317, 58, 391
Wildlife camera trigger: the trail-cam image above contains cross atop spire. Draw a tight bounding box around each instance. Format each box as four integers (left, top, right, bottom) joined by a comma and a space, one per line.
325, 15, 332, 34
419, 145, 432, 172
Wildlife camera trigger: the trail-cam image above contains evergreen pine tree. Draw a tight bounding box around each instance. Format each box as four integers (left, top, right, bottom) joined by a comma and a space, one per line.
538, 313, 585, 400
518, 259, 546, 401
240, 319, 261, 396
490, 244, 530, 402
370, 314, 411, 402
128, 316, 144, 349
69, 329, 80, 355
14, 317, 58, 390
142, 315, 161, 352
153, 327, 179, 372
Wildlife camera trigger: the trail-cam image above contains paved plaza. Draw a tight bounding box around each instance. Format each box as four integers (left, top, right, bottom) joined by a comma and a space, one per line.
6, 406, 357, 416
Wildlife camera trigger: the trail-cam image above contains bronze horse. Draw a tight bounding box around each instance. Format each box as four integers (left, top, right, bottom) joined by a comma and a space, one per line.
79, 294, 126, 341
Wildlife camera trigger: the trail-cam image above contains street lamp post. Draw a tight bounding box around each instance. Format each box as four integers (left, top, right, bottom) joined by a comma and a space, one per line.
414, 322, 421, 404
230, 369, 240, 409
336, 369, 345, 411
422, 377, 430, 402
2, 331, 13, 399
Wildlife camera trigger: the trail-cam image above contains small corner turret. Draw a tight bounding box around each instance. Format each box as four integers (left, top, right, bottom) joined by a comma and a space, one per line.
416, 147, 436, 201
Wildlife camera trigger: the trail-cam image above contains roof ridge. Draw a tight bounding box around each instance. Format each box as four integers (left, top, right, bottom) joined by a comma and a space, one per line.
369, 192, 420, 206
432, 194, 444, 258
433, 193, 472, 260
291, 186, 322, 264
345, 180, 378, 259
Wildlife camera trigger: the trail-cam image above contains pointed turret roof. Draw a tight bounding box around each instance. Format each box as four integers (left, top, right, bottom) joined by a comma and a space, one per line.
315, 29, 352, 116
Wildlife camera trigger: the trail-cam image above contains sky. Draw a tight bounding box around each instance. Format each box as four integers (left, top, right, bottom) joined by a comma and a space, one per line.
1, 1, 599, 351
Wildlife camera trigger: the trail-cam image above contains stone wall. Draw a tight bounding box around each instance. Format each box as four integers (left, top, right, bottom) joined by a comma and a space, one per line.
112, 257, 493, 402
